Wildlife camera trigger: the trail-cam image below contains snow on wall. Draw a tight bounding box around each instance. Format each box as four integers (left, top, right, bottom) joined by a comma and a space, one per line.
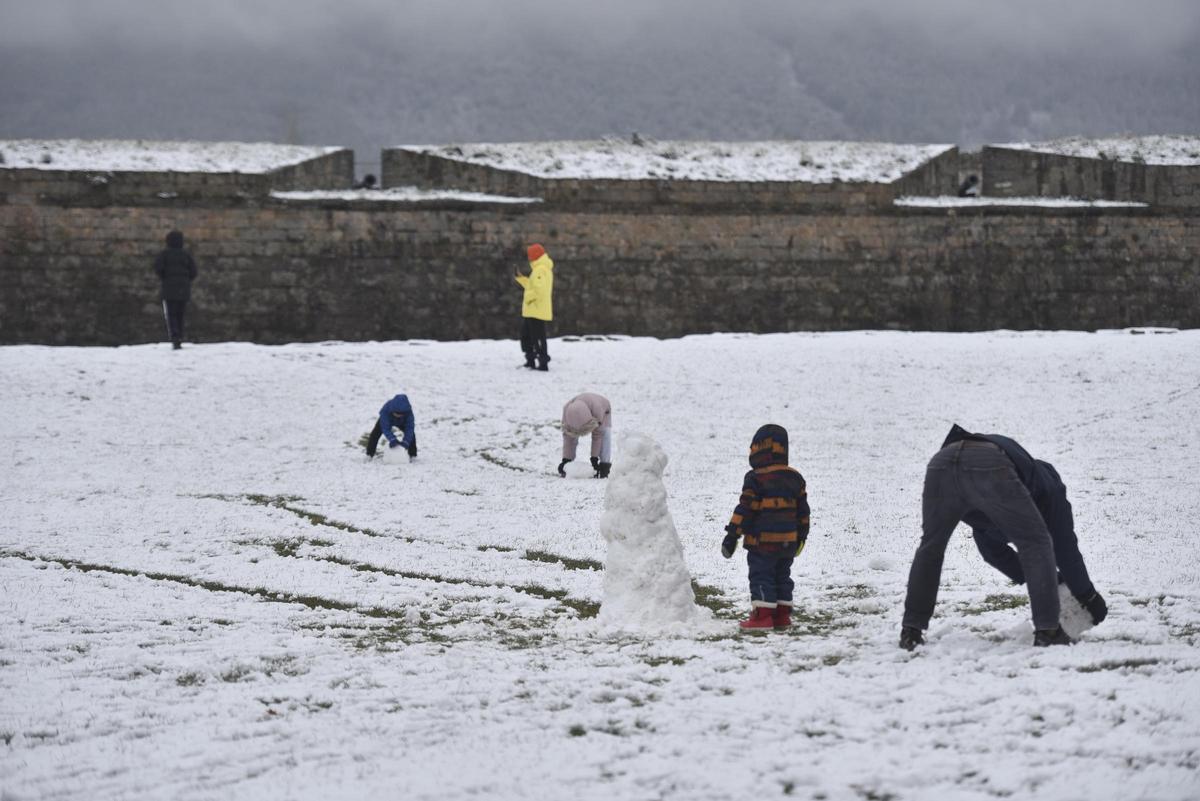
271, 188, 542, 204
895, 196, 1149, 208
998, 135, 1200, 166
0, 139, 344, 173
396, 139, 955, 184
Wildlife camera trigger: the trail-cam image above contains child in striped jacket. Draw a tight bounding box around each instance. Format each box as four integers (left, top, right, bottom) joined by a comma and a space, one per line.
721, 424, 811, 630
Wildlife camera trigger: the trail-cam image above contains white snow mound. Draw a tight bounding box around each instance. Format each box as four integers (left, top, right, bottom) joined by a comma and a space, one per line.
597, 432, 709, 629
1058, 583, 1097, 640
998, 134, 1200, 166
399, 139, 953, 184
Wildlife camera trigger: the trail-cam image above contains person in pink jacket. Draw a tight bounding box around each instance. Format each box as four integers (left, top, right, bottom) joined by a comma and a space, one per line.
558, 392, 612, 478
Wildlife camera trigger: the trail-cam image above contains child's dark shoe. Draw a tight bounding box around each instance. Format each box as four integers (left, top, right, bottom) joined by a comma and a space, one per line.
1033, 625, 1073, 647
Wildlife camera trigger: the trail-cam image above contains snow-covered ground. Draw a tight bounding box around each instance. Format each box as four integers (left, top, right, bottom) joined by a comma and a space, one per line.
271, 188, 542, 204
2, 330, 1199, 801
0, 139, 343, 173
997, 135, 1200, 166
397, 139, 954, 183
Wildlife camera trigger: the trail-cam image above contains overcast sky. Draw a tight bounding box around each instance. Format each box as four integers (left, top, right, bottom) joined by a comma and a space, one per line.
2, 0, 1197, 162
5, 0, 1198, 50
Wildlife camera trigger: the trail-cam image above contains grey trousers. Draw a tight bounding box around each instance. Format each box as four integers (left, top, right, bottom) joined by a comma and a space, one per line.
903, 440, 1060, 631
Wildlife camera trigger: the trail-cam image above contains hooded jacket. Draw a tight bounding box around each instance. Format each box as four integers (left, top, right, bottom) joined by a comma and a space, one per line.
515, 253, 553, 321
942, 423, 1095, 599
726, 424, 810, 552
561, 392, 611, 460
154, 230, 198, 301
378, 394, 416, 447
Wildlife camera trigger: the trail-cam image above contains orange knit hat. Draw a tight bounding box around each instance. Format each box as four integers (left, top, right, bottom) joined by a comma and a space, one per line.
527, 243, 546, 261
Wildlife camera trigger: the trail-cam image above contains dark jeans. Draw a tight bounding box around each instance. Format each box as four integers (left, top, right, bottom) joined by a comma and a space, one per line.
520, 318, 549, 367
366, 420, 417, 458
904, 440, 1060, 631
162, 299, 188, 343
746, 548, 796, 607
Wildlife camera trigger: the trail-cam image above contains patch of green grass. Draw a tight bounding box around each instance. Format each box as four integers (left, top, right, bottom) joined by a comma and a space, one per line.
643, 655, 691, 667
478, 450, 530, 472
789, 606, 843, 635
825, 583, 873, 600
176, 671, 206, 687
524, 549, 603, 571
0, 732, 12, 746
961, 593, 1029, 616
204, 493, 406, 542
267, 536, 335, 558
0, 549, 409, 621
220, 665, 254, 683
568, 724, 587, 737
1077, 658, 1162, 673
691, 580, 738, 618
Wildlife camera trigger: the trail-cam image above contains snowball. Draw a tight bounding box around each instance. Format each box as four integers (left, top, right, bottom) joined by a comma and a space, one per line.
1058, 583, 1096, 639
597, 432, 708, 629
867, 555, 896, 572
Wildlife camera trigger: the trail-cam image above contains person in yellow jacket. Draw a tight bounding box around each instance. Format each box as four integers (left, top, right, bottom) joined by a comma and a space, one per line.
515, 243, 554, 371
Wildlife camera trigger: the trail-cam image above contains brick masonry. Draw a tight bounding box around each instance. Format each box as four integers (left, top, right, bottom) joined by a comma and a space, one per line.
2, 185, 1197, 345
983, 147, 1200, 207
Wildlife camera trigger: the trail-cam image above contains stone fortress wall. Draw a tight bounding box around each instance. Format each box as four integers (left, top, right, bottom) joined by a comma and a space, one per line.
0, 139, 1196, 345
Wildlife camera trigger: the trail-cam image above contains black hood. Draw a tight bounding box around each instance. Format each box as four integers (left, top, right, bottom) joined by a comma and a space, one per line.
165, 230, 184, 249
942, 423, 973, 448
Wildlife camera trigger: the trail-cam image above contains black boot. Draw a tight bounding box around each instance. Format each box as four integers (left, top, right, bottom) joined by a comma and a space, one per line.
1033, 625, 1073, 647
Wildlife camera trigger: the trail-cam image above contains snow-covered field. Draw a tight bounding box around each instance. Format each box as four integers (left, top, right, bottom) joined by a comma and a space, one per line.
397, 140, 954, 183
2, 331, 1199, 801
0, 139, 343, 173
998, 135, 1200, 166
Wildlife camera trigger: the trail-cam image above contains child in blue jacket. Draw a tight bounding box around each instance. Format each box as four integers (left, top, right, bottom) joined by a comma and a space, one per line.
366, 394, 417, 460
722, 424, 810, 631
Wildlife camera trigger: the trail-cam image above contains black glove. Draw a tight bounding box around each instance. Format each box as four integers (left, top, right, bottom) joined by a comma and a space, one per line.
590, 456, 600, 473
899, 625, 924, 651
721, 532, 739, 559
557, 459, 571, 477
597, 462, 611, 479
1077, 590, 1108, 625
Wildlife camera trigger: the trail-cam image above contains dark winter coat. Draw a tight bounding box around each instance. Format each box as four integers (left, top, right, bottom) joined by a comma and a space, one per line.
942, 423, 1095, 598
726, 424, 810, 553
378, 394, 416, 447
154, 231, 198, 301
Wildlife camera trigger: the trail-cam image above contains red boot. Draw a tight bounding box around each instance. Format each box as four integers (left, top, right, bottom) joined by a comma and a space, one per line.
739, 605, 776, 630
773, 603, 792, 631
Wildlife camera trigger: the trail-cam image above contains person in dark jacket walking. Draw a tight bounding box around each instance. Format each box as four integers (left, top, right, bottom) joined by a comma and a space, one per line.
154, 230, 198, 349
721, 424, 811, 631
366, 394, 418, 461
900, 424, 1107, 650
